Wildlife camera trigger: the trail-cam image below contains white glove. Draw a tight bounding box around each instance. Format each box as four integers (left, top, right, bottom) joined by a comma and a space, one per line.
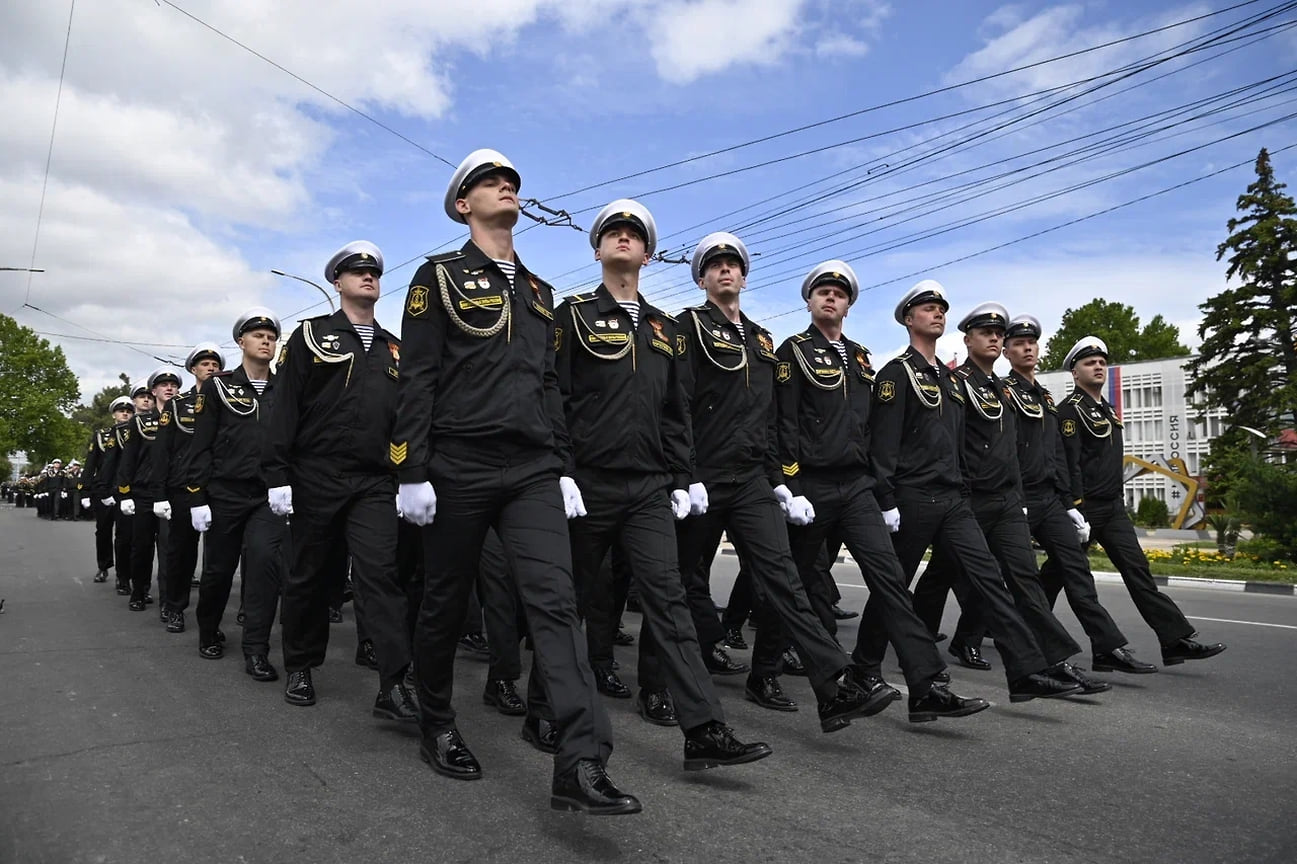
394, 494, 403, 519
670, 489, 690, 520
1022, 506, 1029, 516
190, 505, 212, 533
559, 476, 587, 519
398, 481, 437, 526
153, 500, 172, 521
80, 497, 92, 509
268, 485, 294, 517
101, 497, 115, 507
119, 498, 136, 516
60, 491, 68, 499
772, 483, 794, 516
688, 482, 709, 516
1077, 521, 1092, 544
787, 495, 816, 526
882, 507, 901, 533
1065, 507, 1087, 529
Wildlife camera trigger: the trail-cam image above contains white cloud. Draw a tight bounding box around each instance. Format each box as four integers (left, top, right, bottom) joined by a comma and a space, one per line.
816, 34, 871, 58
643, 0, 806, 84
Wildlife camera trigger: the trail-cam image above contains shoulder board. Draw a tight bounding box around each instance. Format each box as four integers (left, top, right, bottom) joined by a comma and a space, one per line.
657, 310, 677, 323
211, 369, 237, 378
1065, 390, 1084, 404
426, 250, 466, 264
568, 292, 596, 304
683, 304, 708, 313
953, 366, 973, 380
792, 333, 812, 343
843, 337, 866, 353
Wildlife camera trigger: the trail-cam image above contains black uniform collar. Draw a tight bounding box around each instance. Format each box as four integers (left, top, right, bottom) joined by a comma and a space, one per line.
900, 345, 946, 377
592, 283, 645, 317
958, 357, 998, 386
321, 307, 391, 346
700, 300, 756, 343
460, 239, 536, 286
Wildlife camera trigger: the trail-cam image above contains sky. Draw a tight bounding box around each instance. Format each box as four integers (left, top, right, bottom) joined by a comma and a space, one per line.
1, 0, 1295, 401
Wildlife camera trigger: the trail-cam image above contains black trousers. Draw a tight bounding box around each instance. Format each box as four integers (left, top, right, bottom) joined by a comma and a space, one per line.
1042, 497, 1194, 646
415, 450, 612, 777
129, 503, 167, 604
678, 473, 848, 701
857, 491, 1048, 685
569, 470, 725, 732
113, 510, 133, 588
789, 473, 944, 692
722, 564, 752, 631
282, 472, 409, 686
915, 494, 1080, 667
163, 492, 201, 614
195, 481, 286, 653
1026, 496, 1127, 655
93, 500, 115, 572
476, 528, 525, 681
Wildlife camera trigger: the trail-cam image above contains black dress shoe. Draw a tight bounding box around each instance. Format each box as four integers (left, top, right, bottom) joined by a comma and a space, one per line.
935, 632, 949, 643
908, 683, 991, 722
1051, 662, 1110, 695
818, 675, 897, 733
637, 689, 678, 726
128, 599, 146, 612
744, 674, 799, 712
1093, 646, 1158, 674
843, 667, 903, 706
199, 642, 224, 660
420, 728, 481, 781
780, 647, 806, 676
458, 632, 490, 655
593, 665, 631, 699
683, 722, 773, 771
159, 606, 170, 624
374, 680, 420, 722
613, 626, 635, 646
1161, 637, 1226, 666
216, 630, 226, 643
166, 610, 185, 633
483, 679, 526, 716
933, 668, 951, 684
723, 627, 749, 651
1009, 671, 1083, 703
144, 595, 155, 606
284, 669, 316, 706
115, 582, 130, 596
949, 643, 992, 670
355, 639, 379, 670
235, 610, 246, 626
551, 759, 641, 815
244, 654, 279, 682
831, 604, 859, 620
520, 715, 559, 754
94, 570, 108, 583
328, 606, 343, 624
625, 596, 642, 613
704, 645, 749, 676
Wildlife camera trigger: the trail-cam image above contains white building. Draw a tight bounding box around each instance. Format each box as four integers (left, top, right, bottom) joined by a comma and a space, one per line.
1036, 355, 1229, 524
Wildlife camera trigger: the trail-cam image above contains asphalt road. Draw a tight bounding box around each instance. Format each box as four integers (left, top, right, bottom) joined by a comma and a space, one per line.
2, 503, 1295, 864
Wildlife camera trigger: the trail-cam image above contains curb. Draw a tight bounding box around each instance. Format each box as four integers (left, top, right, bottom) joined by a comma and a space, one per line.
717, 546, 1295, 596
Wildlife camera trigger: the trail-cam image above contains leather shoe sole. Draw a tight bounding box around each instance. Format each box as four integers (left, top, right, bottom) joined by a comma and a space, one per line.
550, 793, 642, 815
284, 691, 316, 707
419, 742, 482, 781
683, 742, 773, 771
244, 661, 279, 682
820, 687, 898, 733
199, 644, 223, 660
908, 698, 991, 723
1092, 655, 1158, 674
1162, 643, 1226, 666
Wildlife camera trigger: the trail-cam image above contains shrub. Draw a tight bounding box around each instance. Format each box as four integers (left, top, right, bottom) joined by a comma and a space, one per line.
1134, 496, 1170, 529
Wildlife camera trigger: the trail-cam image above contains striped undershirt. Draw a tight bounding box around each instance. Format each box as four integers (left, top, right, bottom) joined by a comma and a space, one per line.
352, 323, 375, 353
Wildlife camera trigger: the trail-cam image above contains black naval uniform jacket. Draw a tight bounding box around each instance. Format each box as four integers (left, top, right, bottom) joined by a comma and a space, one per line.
774, 325, 877, 497
264, 309, 400, 488
950, 359, 1024, 498
870, 346, 968, 511
677, 300, 782, 489
82, 427, 117, 501
1002, 371, 1073, 509
154, 390, 202, 498
1056, 388, 1124, 505
554, 285, 692, 490
116, 409, 165, 504
185, 366, 277, 506
390, 241, 569, 481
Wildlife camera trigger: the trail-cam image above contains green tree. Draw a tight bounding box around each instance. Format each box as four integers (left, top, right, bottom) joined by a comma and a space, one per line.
1236, 459, 1297, 562
70, 373, 132, 436
0, 313, 81, 464
1188, 148, 1297, 432
1041, 300, 1190, 370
